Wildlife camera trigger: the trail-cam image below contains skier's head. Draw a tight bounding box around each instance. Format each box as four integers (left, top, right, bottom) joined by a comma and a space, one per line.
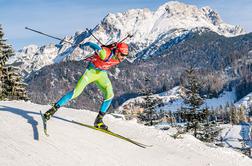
116, 42, 129, 56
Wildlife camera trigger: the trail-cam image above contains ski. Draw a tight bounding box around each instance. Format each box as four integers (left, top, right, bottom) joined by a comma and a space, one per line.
40, 111, 49, 136
72, 120, 152, 148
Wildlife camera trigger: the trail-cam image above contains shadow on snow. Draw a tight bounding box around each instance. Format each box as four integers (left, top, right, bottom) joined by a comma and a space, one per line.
0, 105, 77, 141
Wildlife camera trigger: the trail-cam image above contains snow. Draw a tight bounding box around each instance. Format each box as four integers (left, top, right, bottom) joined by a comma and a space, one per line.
0, 100, 251, 166
235, 92, 252, 111
204, 89, 237, 109
218, 124, 252, 149
8, 44, 58, 77
249, 50, 252, 55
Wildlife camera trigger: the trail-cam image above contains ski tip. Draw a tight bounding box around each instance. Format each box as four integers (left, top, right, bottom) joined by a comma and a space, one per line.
133, 142, 153, 148
40, 110, 49, 137
44, 131, 49, 137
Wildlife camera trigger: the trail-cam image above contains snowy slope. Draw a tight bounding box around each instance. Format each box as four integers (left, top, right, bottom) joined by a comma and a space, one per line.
0, 100, 251, 166
119, 86, 237, 113
9, 1, 245, 77
217, 124, 252, 150
235, 92, 252, 111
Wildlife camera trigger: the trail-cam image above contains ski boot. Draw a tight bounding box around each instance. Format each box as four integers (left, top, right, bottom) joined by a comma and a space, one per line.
44, 104, 60, 120
94, 111, 108, 130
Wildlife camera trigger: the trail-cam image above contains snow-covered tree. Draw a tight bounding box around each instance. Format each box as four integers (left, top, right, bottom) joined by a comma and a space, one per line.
138, 76, 162, 125
180, 67, 208, 136
0, 24, 28, 100
180, 68, 204, 111
248, 105, 252, 122
0, 25, 14, 68
230, 105, 239, 125
238, 105, 246, 123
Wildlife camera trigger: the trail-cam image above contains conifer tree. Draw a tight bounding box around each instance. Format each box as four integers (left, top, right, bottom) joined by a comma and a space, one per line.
0, 24, 28, 100
180, 67, 207, 136
248, 105, 252, 121
230, 105, 239, 125
138, 76, 162, 125
238, 105, 246, 123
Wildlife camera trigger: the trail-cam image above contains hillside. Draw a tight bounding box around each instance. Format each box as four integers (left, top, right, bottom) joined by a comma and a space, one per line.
118, 86, 237, 114
0, 100, 251, 166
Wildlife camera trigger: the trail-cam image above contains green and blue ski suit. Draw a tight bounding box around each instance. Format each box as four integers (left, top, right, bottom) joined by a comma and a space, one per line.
55, 42, 124, 113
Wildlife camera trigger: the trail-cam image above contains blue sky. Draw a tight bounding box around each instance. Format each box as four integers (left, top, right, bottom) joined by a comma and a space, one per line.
0, 0, 252, 50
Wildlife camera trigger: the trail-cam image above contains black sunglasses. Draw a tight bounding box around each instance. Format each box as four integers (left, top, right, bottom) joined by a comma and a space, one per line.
114, 49, 127, 57
120, 53, 128, 57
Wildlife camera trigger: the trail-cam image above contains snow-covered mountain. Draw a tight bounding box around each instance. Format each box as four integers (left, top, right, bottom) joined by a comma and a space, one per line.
9, 1, 245, 77
0, 100, 251, 166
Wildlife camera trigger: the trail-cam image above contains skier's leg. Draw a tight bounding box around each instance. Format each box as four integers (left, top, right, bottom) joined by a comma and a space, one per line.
56, 69, 96, 106
44, 68, 97, 120
96, 72, 114, 113
94, 72, 114, 129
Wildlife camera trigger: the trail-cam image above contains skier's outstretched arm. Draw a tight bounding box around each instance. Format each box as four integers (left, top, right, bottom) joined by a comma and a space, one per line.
80, 42, 107, 60
80, 42, 101, 51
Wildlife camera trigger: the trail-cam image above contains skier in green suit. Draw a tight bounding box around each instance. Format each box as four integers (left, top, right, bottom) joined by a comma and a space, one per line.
43, 41, 129, 130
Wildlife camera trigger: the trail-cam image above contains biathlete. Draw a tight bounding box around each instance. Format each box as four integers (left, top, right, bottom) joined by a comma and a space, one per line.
43, 41, 129, 130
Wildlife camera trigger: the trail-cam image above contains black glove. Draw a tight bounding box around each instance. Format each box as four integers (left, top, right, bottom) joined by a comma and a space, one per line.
102, 42, 117, 50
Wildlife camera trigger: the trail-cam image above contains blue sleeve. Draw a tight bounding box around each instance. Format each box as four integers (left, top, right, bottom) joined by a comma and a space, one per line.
80, 42, 101, 51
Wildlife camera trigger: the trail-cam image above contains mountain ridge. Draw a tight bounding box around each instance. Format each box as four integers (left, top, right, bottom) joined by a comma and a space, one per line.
9, 1, 246, 77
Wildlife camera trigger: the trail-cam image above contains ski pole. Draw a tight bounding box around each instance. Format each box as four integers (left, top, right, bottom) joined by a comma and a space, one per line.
85, 28, 104, 45
25, 27, 74, 45
118, 33, 134, 43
